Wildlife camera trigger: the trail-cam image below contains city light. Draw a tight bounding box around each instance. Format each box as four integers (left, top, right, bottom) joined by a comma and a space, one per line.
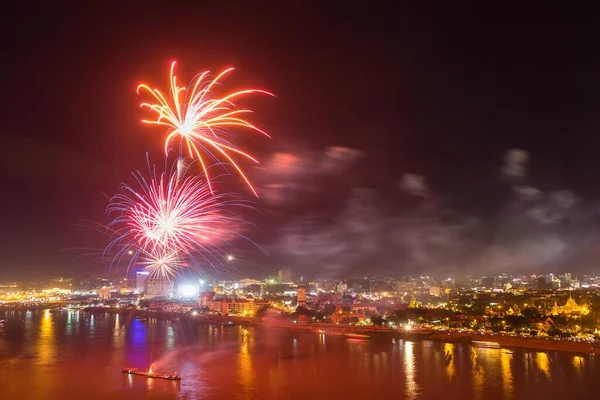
178, 284, 199, 298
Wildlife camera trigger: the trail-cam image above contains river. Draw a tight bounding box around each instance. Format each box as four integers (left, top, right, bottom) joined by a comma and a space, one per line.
1, 309, 599, 399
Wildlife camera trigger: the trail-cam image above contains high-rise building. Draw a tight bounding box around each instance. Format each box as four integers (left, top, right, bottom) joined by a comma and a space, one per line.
278, 268, 292, 283
145, 278, 174, 298
297, 285, 307, 308
136, 271, 149, 294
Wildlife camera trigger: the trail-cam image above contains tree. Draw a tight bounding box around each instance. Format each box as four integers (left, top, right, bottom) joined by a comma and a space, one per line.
322, 304, 336, 316
255, 305, 271, 319
371, 315, 385, 327
521, 307, 541, 319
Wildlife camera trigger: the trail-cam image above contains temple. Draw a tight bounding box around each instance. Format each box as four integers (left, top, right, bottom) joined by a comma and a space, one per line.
549, 295, 590, 316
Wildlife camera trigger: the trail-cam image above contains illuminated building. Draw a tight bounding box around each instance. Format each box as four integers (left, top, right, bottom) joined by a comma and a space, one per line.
506, 305, 521, 316
145, 278, 174, 298
297, 285, 307, 308
548, 295, 590, 316
198, 291, 215, 307
408, 296, 419, 309
98, 286, 113, 300
178, 283, 199, 299
135, 271, 149, 294
208, 299, 270, 316
277, 268, 292, 284
330, 305, 366, 324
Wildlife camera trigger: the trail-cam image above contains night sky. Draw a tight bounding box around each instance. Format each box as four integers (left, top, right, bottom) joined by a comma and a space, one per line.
2, 3, 600, 280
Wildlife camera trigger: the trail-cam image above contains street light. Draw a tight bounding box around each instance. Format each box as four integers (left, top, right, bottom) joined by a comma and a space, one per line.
227, 255, 234, 261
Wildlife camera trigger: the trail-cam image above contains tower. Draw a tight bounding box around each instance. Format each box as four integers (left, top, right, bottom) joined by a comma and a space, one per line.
136, 271, 149, 294
297, 285, 307, 308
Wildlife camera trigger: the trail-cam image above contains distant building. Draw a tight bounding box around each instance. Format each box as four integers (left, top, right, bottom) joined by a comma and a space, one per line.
550, 295, 590, 316
198, 291, 215, 307
136, 271, 149, 294
429, 286, 441, 297
208, 298, 270, 316
145, 278, 174, 298
278, 269, 292, 284
481, 277, 495, 288
49, 278, 72, 292
98, 286, 113, 300
297, 285, 307, 308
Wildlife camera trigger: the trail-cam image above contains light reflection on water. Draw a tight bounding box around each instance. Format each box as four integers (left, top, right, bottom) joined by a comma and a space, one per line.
444, 342, 455, 381
1, 310, 600, 399
37, 309, 56, 366
536, 352, 551, 380
471, 348, 485, 399
404, 341, 419, 399
500, 350, 513, 399
237, 328, 256, 398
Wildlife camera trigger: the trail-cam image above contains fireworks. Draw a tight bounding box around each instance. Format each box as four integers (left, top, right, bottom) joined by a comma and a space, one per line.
103, 61, 270, 283
106, 158, 249, 279
138, 248, 182, 282
137, 61, 273, 196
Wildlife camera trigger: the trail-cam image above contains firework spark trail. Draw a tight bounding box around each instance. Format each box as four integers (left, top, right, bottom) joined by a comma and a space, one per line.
106, 158, 255, 275
137, 247, 182, 282
137, 61, 273, 196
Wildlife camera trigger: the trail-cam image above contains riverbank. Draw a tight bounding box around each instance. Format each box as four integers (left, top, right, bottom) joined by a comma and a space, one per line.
430, 330, 600, 354
78, 307, 600, 354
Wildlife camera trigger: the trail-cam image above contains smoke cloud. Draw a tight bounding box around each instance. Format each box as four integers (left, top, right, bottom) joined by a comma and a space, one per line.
255, 146, 600, 277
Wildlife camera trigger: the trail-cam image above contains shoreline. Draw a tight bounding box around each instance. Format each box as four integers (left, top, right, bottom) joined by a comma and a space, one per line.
429, 331, 599, 354
13, 307, 597, 355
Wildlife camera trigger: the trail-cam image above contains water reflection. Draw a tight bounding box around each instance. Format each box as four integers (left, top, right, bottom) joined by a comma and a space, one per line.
573, 355, 585, 371
112, 313, 125, 354
66, 311, 72, 336
471, 348, 484, 399
444, 342, 455, 381
238, 328, 256, 398
319, 332, 326, 349
3, 312, 600, 399
404, 341, 418, 399
37, 309, 56, 365
166, 326, 174, 351
536, 352, 551, 380
500, 350, 513, 399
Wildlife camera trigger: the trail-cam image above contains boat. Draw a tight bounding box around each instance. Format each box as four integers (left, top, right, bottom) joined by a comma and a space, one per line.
472, 340, 501, 349
403, 328, 434, 339
342, 333, 370, 339
122, 367, 181, 380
